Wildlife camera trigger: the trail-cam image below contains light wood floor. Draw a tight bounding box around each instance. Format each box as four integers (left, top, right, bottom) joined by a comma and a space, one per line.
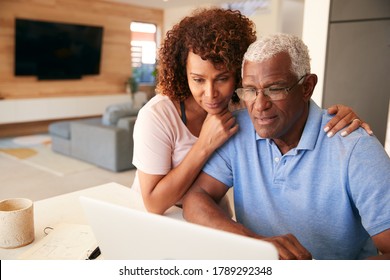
0, 153, 136, 202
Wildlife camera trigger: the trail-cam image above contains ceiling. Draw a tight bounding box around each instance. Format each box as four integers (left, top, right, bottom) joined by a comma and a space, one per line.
106, 0, 228, 9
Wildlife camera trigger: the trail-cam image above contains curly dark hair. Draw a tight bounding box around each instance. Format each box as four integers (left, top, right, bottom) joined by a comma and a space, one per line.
156, 8, 256, 102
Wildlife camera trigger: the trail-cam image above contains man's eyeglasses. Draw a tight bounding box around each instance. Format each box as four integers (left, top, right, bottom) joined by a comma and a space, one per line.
235, 75, 307, 102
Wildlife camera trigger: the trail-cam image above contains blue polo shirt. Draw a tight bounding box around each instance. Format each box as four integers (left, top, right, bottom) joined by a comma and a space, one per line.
203, 101, 390, 259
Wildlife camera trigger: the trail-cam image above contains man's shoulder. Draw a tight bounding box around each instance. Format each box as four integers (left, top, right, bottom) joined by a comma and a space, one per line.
233, 108, 251, 125
218, 109, 256, 150
317, 114, 383, 157
233, 108, 249, 116
309, 103, 370, 142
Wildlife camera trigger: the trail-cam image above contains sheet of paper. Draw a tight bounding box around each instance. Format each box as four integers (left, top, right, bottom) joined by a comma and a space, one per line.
19, 223, 97, 260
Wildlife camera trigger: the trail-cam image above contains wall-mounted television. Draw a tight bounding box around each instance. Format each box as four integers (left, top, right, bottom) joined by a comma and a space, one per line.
15, 18, 104, 80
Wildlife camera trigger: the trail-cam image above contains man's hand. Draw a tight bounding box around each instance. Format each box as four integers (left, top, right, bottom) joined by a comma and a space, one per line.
262, 234, 312, 260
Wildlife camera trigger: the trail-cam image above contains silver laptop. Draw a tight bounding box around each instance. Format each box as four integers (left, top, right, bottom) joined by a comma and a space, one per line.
79, 196, 278, 260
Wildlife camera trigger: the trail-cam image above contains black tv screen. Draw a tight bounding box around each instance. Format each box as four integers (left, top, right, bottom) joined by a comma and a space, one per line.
15, 18, 103, 80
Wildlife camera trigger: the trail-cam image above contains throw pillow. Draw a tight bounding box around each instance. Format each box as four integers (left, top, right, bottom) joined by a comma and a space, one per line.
102, 102, 136, 126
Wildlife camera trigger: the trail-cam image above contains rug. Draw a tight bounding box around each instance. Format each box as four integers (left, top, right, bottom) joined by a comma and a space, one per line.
0, 135, 94, 176
0, 148, 38, 159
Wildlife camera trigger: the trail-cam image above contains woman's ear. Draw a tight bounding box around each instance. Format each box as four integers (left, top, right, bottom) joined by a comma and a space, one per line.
302, 74, 318, 101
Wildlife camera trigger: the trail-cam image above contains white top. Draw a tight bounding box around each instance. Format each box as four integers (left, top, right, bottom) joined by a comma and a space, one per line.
131, 94, 197, 192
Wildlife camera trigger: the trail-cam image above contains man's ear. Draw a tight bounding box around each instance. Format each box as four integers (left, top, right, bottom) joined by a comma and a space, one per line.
302, 74, 318, 101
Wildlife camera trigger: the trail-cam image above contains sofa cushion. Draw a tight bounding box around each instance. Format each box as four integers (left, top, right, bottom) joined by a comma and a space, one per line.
48, 121, 71, 139
102, 102, 139, 126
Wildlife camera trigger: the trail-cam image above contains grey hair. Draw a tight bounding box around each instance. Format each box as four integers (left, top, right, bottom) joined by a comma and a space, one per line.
242, 33, 311, 78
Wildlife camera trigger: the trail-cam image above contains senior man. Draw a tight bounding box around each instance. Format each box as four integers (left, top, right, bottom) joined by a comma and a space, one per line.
182, 33, 390, 260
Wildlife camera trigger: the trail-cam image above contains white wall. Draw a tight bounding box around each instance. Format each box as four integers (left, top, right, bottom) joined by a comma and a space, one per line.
302, 0, 331, 106
250, 0, 283, 36
281, 0, 304, 37
163, 5, 199, 35
163, 0, 288, 39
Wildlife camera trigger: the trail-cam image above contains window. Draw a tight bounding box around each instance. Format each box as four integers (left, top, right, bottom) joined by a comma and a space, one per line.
130, 22, 157, 84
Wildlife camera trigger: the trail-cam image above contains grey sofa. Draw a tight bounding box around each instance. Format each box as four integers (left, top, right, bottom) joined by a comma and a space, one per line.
48, 101, 141, 172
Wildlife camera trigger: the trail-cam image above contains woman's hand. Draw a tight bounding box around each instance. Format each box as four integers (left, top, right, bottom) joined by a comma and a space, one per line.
198, 109, 239, 153
324, 104, 373, 137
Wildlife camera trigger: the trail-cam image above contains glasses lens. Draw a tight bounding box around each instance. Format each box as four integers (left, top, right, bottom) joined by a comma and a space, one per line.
236, 88, 256, 102
266, 89, 287, 101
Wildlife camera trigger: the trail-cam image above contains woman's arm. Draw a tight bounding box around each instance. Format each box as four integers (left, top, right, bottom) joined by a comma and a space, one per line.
139, 109, 238, 214
324, 104, 373, 137
138, 139, 216, 214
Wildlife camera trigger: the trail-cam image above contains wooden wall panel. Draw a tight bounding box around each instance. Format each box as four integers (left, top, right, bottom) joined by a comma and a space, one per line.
0, 0, 163, 100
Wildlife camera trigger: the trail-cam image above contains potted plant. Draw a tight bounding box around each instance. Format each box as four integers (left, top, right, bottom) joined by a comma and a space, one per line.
125, 77, 139, 95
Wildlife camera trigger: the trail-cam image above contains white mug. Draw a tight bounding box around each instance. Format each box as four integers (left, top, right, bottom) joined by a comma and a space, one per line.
0, 198, 35, 249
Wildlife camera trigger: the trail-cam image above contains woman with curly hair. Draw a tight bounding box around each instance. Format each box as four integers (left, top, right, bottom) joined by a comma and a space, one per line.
131, 7, 370, 214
